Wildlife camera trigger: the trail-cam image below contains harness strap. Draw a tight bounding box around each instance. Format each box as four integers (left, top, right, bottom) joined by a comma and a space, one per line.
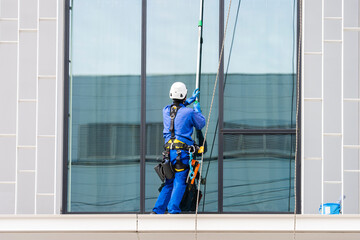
169, 104, 181, 140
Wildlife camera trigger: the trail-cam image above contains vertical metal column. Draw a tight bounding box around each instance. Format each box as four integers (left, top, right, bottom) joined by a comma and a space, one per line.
218, 0, 224, 213
321, 0, 324, 213
341, 0, 344, 214
140, 0, 147, 214
62, 0, 71, 214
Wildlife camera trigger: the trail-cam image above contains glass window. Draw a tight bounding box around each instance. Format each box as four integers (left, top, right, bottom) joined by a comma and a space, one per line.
67, 0, 141, 212
224, 0, 297, 129
223, 134, 295, 212
145, 0, 219, 212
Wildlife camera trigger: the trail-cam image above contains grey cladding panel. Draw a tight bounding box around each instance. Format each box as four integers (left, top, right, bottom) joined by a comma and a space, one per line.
304, 101, 322, 158
38, 21, 56, 75
38, 79, 56, 135
344, 172, 359, 214
0, 184, 15, 214
324, 136, 342, 181
37, 137, 55, 193
0, 44, 17, 134
17, 172, 35, 214
18, 102, 37, 146
324, 20, 342, 41
304, 55, 322, 98
0, 0, 18, 18
0, 20, 18, 41
19, 31, 37, 99
0, 136, 16, 181
344, 32, 359, 99
324, 42, 342, 133
19, 0, 38, 29
304, 0, 322, 52
324, 0, 342, 17
304, 160, 322, 214
36, 195, 54, 214
344, 0, 359, 27
344, 102, 359, 145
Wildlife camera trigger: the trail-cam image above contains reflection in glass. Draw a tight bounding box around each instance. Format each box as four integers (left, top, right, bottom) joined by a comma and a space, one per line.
223, 0, 297, 129
67, 0, 141, 212
223, 134, 295, 212
145, 0, 219, 212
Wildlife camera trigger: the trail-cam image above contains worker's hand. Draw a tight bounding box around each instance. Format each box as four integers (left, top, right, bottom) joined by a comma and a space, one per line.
193, 100, 202, 113
184, 88, 200, 106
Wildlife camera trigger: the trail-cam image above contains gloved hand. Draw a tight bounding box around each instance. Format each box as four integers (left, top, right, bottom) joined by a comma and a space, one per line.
193, 100, 202, 113
184, 88, 200, 106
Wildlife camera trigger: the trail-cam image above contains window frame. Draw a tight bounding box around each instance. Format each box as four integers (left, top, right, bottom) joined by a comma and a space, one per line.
62, 0, 301, 214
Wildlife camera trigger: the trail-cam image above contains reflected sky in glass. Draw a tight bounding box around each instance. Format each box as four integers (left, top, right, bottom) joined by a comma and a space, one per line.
72, 0, 297, 75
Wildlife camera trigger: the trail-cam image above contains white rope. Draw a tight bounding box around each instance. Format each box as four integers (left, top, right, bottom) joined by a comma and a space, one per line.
194, 0, 233, 235
293, 0, 302, 239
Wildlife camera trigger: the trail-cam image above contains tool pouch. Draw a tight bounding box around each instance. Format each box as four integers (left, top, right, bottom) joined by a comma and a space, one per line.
162, 160, 175, 180
154, 163, 165, 182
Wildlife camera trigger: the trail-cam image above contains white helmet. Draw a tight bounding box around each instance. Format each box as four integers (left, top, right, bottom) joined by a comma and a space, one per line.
169, 82, 187, 100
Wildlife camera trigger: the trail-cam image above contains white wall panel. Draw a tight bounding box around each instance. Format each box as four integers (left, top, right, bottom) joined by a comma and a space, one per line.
17, 172, 35, 214
304, 0, 322, 52
0, 43, 17, 134
0, 136, 16, 181
38, 20, 56, 75
304, 160, 322, 214
304, 101, 322, 158
18, 102, 36, 146
323, 42, 342, 133
324, 19, 342, 40
19, 31, 37, 99
324, 0, 342, 17
0, 0, 18, 18
39, 0, 57, 18
344, 31, 359, 99
0, 20, 18, 41
19, 0, 37, 29
304, 55, 322, 98
36, 195, 54, 214
37, 137, 55, 194
38, 79, 56, 135
344, 101, 359, 145
0, 184, 15, 214
324, 136, 342, 181
344, 0, 359, 27
18, 148, 36, 171
344, 172, 359, 214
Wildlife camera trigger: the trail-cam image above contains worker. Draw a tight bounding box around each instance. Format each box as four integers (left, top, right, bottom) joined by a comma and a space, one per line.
152, 82, 205, 214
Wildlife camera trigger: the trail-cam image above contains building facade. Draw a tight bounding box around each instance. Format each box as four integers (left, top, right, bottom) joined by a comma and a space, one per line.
0, 0, 360, 238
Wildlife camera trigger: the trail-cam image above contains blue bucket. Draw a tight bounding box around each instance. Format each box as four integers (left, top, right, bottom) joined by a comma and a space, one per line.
319, 203, 341, 215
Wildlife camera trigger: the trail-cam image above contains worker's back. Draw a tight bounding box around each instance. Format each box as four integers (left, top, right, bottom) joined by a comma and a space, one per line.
163, 103, 205, 146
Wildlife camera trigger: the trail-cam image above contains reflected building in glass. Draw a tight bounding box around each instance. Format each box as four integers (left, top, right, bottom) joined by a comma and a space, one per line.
65, 0, 299, 213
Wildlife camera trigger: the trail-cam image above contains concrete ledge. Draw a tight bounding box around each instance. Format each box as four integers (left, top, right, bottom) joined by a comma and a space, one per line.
0, 214, 360, 233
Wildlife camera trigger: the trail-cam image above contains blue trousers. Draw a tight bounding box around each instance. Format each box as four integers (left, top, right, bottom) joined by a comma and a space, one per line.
153, 150, 189, 214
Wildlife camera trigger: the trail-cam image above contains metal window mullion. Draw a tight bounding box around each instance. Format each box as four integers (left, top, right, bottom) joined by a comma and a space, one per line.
218, 0, 224, 214
139, 0, 147, 214
62, 0, 71, 214
341, 0, 344, 214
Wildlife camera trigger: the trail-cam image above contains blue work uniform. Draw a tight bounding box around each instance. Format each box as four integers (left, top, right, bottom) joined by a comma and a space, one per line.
152, 103, 205, 214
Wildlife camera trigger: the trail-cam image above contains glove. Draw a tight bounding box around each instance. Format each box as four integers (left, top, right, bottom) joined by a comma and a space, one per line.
184, 88, 200, 106
193, 100, 201, 113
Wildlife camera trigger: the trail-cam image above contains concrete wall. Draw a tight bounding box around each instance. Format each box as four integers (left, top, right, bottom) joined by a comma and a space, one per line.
0, 0, 359, 215
0, 0, 64, 214
303, 0, 360, 213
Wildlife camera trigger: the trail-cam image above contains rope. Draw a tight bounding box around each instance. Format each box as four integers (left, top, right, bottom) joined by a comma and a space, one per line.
194, 0, 233, 234
293, 0, 302, 239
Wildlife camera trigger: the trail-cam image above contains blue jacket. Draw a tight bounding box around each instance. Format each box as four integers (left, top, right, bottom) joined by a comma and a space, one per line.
163, 103, 206, 146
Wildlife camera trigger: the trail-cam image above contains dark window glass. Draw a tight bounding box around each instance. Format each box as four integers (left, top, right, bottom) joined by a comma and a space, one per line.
223, 134, 295, 212
67, 0, 141, 212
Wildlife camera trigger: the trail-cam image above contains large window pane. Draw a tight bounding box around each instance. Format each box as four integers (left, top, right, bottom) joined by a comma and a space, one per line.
145, 0, 219, 212
67, 0, 141, 212
223, 134, 295, 212
223, 0, 297, 129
